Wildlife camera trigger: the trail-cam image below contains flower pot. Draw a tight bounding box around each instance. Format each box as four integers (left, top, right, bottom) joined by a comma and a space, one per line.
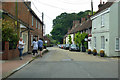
100, 53, 105, 57
93, 52, 97, 56
88, 51, 91, 54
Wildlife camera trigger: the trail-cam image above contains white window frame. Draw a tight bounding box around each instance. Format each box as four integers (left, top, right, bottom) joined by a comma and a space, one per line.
101, 15, 104, 27
101, 36, 105, 49
115, 38, 120, 51
36, 20, 37, 28
32, 16, 34, 27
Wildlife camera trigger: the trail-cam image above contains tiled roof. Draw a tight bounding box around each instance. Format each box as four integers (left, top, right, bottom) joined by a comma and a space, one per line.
71, 19, 92, 34
63, 19, 92, 38
93, 2, 114, 16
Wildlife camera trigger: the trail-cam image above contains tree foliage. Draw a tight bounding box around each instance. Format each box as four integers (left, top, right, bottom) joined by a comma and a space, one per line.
51, 10, 91, 43
2, 19, 19, 42
75, 32, 88, 48
68, 34, 72, 44
45, 34, 57, 45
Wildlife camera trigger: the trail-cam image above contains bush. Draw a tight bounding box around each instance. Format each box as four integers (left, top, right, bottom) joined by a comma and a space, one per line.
88, 49, 91, 52
100, 50, 104, 53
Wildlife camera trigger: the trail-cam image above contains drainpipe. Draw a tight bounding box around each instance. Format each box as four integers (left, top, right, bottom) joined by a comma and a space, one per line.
15, 0, 19, 37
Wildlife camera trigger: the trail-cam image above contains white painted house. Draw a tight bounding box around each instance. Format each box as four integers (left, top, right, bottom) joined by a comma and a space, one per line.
91, 2, 120, 56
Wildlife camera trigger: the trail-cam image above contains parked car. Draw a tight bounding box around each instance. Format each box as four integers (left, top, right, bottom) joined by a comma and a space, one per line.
69, 44, 80, 51
61, 44, 64, 49
58, 44, 61, 48
63, 44, 66, 49
64, 44, 70, 50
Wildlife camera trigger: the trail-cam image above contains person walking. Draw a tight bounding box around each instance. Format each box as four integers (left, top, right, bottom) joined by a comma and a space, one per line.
31, 38, 38, 57
17, 37, 25, 60
38, 38, 43, 57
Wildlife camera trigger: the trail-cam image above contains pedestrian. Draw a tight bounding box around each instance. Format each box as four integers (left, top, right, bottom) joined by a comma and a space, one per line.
31, 38, 38, 57
17, 37, 25, 60
38, 38, 43, 57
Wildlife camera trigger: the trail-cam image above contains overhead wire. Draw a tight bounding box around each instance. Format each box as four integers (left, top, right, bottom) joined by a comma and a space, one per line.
36, 0, 78, 12
31, 0, 42, 15
58, 0, 90, 5
31, 0, 53, 20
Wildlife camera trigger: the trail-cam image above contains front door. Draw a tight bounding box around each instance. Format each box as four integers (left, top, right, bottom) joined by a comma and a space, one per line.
22, 32, 28, 54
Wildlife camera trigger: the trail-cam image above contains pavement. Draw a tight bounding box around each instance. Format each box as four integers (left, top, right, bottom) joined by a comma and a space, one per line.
1, 49, 48, 80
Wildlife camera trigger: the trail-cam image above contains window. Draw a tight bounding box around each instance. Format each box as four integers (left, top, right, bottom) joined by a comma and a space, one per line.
101, 36, 105, 49
115, 38, 120, 51
94, 37, 96, 48
38, 23, 40, 29
101, 15, 104, 27
36, 20, 37, 28
32, 16, 34, 26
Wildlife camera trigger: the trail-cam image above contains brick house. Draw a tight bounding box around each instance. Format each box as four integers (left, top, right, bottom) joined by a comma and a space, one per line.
1, 1, 43, 60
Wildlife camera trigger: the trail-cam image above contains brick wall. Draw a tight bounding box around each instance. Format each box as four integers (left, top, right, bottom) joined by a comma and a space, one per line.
2, 2, 16, 17
2, 2, 43, 59
1, 42, 19, 60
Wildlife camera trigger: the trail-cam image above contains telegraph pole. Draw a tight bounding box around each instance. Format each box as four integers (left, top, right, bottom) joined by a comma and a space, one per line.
91, 0, 93, 15
42, 12, 44, 38
42, 12, 44, 23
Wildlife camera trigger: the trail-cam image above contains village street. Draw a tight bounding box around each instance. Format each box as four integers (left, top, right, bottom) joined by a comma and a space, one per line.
7, 47, 118, 79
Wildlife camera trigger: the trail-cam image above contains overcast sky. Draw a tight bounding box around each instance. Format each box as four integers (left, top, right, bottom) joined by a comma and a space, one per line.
28, 0, 107, 35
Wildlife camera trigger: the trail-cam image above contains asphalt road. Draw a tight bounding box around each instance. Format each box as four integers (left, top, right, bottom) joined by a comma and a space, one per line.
7, 47, 118, 79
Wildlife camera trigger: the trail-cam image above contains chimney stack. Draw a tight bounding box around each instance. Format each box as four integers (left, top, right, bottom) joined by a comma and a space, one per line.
73, 20, 80, 28
81, 18, 86, 23
98, 0, 104, 10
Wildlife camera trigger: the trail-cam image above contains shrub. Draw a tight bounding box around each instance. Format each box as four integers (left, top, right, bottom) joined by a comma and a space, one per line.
88, 49, 91, 52
93, 49, 97, 53
100, 50, 104, 54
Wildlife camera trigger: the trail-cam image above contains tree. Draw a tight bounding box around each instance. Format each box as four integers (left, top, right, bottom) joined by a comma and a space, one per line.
2, 19, 19, 49
75, 32, 88, 50
68, 34, 72, 44
51, 10, 92, 43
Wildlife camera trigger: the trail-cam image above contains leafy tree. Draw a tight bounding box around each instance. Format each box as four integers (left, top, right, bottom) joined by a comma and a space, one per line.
2, 19, 19, 42
68, 34, 72, 44
75, 32, 81, 49
75, 32, 88, 50
51, 10, 92, 43
2, 19, 19, 49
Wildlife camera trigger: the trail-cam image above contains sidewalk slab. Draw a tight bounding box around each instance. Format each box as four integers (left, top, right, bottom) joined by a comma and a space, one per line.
2, 49, 48, 79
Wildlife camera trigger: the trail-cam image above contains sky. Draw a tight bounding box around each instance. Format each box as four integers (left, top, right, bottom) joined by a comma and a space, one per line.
27, 0, 107, 35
